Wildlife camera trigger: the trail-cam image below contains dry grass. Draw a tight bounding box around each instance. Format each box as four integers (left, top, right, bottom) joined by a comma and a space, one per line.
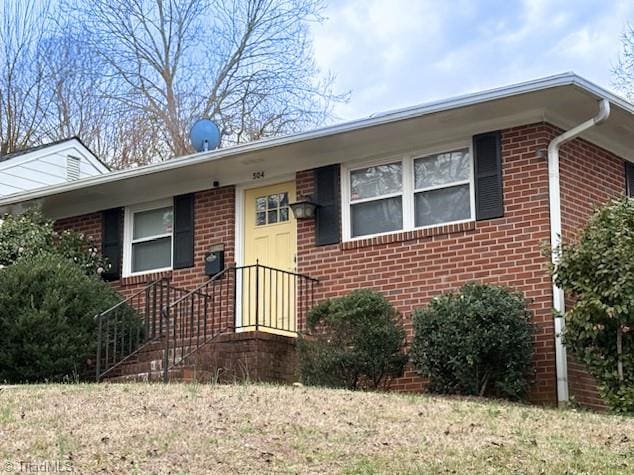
0, 383, 632, 474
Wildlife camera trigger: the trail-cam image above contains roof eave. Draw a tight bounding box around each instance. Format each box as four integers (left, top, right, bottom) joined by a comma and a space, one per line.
0, 72, 631, 210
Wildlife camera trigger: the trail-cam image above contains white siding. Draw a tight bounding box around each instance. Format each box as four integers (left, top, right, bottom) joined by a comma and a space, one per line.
0, 140, 108, 197
0, 183, 22, 195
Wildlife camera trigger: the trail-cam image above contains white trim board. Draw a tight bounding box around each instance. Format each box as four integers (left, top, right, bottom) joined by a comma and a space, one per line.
234, 174, 295, 329
122, 197, 174, 278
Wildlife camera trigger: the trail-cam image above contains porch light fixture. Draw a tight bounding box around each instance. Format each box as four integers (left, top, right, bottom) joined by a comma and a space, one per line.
289, 196, 319, 219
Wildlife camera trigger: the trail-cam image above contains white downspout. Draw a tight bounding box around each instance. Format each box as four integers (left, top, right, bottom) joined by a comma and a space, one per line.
548, 98, 610, 405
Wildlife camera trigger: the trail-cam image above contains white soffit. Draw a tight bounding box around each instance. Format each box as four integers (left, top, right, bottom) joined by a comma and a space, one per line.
1, 73, 633, 219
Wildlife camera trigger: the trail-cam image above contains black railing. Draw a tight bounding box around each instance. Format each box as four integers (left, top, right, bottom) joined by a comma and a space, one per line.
96, 263, 318, 383
159, 266, 235, 382
95, 278, 191, 380
235, 262, 318, 334
158, 263, 317, 381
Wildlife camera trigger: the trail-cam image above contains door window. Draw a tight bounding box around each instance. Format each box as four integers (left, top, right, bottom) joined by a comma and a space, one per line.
255, 192, 289, 226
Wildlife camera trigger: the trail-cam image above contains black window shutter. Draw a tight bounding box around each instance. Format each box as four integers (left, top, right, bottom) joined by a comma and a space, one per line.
173, 193, 195, 269
626, 162, 634, 197
473, 131, 504, 220
101, 208, 122, 281
314, 165, 340, 246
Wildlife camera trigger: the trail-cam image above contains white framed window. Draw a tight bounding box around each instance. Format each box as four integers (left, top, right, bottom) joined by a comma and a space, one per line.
123, 199, 174, 276
342, 143, 475, 240
349, 161, 403, 238
413, 148, 472, 227
255, 192, 290, 226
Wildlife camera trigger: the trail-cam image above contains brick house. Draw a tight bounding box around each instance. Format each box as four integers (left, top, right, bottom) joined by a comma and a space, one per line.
1, 73, 633, 408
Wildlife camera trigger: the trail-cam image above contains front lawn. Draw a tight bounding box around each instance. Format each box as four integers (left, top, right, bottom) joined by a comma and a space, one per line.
0, 383, 631, 473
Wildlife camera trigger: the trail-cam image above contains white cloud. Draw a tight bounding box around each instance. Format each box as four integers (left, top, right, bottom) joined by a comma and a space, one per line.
312, 0, 634, 121
555, 28, 606, 59
312, 0, 452, 118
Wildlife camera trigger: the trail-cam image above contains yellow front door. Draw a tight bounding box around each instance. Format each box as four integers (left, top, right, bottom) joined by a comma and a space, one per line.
243, 181, 297, 333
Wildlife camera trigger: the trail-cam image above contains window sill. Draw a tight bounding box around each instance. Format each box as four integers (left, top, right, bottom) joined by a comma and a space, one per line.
119, 269, 173, 287
340, 220, 476, 250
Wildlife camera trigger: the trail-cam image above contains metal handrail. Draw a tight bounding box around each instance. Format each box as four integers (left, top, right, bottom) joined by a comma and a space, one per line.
95, 277, 170, 320
163, 266, 235, 312
159, 266, 235, 382
239, 262, 320, 281
95, 277, 175, 381
234, 261, 319, 333
96, 264, 319, 383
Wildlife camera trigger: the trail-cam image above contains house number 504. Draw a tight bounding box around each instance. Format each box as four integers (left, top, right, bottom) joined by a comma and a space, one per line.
252, 171, 265, 180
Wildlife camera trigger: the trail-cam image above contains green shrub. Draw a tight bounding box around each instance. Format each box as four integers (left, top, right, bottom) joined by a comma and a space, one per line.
298, 289, 408, 389
553, 198, 634, 413
411, 283, 533, 400
0, 208, 107, 276
0, 254, 132, 382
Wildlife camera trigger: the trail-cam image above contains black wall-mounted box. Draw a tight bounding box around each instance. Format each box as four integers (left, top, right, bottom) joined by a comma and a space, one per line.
204, 250, 224, 276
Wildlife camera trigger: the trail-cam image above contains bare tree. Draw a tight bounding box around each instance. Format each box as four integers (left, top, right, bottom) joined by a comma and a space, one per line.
1, 0, 344, 167
63, 0, 346, 164
0, 2, 123, 160
614, 24, 634, 101
0, 0, 52, 155
35, 26, 120, 160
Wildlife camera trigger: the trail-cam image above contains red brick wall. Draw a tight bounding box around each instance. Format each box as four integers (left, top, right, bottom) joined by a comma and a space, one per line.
55, 212, 103, 248
188, 331, 298, 384
171, 186, 236, 288
558, 129, 626, 409
559, 131, 625, 241
54, 122, 628, 407
55, 186, 236, 297
297, 123, 557, 404
567, 361, 605, 410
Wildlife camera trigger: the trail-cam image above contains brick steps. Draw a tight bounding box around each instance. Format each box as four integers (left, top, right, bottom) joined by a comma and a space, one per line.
106, 367, 218, 383
102, 331, 299, 385
104, 346, 189, 378
103, 336, 223, 376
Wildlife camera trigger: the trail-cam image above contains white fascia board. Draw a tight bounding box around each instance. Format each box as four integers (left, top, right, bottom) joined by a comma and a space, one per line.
66, 139, 110, 174
0, 72, 631, 208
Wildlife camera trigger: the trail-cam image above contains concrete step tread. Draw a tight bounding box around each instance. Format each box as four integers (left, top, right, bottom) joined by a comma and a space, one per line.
106, 366, 217, 383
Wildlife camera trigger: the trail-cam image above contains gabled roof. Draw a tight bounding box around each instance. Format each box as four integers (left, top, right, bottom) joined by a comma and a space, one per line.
0, 137, 110, 198
0, 137, 109, 170
1, 72, 633, 219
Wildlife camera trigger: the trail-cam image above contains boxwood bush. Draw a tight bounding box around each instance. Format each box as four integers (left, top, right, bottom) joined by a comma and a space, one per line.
411, 283, 533, 400
298, 289, 408, 389
0, 254, 131, 382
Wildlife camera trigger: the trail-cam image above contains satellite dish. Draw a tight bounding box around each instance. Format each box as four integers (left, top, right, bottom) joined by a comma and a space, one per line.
190, 119, 221, 152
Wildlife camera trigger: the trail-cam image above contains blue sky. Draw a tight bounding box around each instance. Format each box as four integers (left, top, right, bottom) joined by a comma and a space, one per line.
311, 0, 634, 121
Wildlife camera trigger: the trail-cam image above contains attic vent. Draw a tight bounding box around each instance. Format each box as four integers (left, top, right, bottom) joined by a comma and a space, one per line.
66, 156, 80, 181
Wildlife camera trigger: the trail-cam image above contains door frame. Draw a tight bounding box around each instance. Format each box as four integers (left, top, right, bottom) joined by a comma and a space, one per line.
234, 174, 296, 329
